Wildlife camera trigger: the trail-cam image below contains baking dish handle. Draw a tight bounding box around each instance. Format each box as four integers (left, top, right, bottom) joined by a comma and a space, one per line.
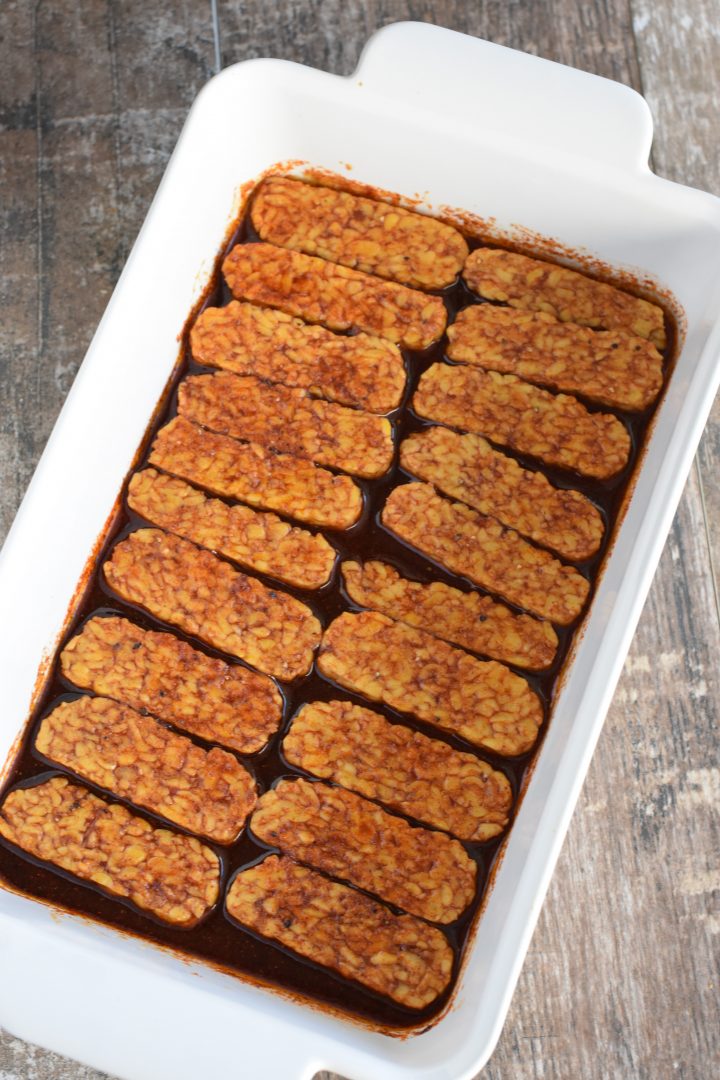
353, 21, 654, 174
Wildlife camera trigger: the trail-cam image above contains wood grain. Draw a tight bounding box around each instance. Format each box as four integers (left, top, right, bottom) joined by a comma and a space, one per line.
0, 0, 215, 542
632, 0, 720, 640
0, 2, 718, 1079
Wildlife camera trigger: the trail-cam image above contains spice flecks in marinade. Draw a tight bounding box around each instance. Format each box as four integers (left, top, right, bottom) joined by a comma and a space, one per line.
447, 304, 663, 411
250, 777, 476, 923
413, 363, 631, 480
60, 615, 283, 755
178, 372, 394, 479
35, 696, 256, 844
284, 699, 512, 841
190, 300, 405, 412
149, 416, 363, 530
225, 855, 453, 1009
341, 559, 558, 670
463, 247, 666, 348
400, 426, 604, 562
128, 468, 335, 590
251, 176, 468, 289
103, 528, 321, 680
223, 241, 447, 349
382, 483, 589, 626
317, 610, 543, 756
0, 777, 220, 926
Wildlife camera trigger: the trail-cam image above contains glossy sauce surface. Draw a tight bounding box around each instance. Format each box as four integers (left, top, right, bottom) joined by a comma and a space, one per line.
0, 202, 675, 1032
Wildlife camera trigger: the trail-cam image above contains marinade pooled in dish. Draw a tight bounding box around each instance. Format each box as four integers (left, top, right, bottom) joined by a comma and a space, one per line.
0, 173, 670, 1030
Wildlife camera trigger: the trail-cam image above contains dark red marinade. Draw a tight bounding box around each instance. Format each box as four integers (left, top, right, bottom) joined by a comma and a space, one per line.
0, 195, 676, 1032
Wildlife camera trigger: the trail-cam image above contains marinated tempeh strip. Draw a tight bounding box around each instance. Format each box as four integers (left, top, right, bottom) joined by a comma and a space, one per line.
250, 777, 475, 923
318, 610, 543, 756
60, 615, 282, 755
103, 529, 320, 680
284, 699, 512, 841
382, 484, 589, 625
150, 417, 362, 530
36, 697, 256, 845
463, 247, 666, 348
190, 301, 405, 412
223, 242, 447, 350
226, 855, 453, 1008
179, 372, 393, 479
128, 468, 335, 590
341, 560, 557, 670
413, 364, 630, 479
400, 426, 604, 561
0, 777, 220, 927
251, 177, 468, 290
447, 305, 664, 411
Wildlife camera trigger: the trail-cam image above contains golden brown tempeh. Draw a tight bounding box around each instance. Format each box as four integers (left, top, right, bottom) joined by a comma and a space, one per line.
250, 777, 476, 923
382, 484, 589, 625
178, 372, 394, 479
60, 615, 282, 755
103, 529, 321, 680
413, 364, 631, 479
341, 560, 557, 670
317, 610, 543, 756
447, 305, 664, 411
149, 416, 362, 530
226, 855, 453, 1008
0, 777, 220, 926
284, 699, 512, 841
251, 177, 468, 289
463, 248, 666, 348
35, 696, 256, 844
400, 426, 604, 561
223, 241, 447, 349
190, 300, 405, 412
128, 468, 335, 590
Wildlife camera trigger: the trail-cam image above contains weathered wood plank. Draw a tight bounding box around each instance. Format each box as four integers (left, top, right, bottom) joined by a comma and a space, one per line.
631, 0, 720, 664
0, 1, 40, 544
216, 0, 642, 86
0, 0, 216, 546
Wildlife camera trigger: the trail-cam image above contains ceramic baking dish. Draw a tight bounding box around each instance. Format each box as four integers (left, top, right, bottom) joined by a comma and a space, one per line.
1, 21, 720, 1080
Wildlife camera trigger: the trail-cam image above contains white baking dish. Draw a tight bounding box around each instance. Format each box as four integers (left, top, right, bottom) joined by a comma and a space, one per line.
1, 21, 719, 1080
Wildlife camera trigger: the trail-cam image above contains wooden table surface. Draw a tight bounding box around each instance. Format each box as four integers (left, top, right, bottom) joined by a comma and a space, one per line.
1, 2, 718, 1078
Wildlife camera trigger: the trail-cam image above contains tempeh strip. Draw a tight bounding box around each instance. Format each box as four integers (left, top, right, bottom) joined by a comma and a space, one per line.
0, 777, 220, 927
226, 855, 453, 1008
60, 615, 282, 755
251, 177, 468, 289
463, 247, 666, 348
284, 699, 512, 841
178, 372, 393, 479
318, 610, 543, 756
223, 241, 447, 350
382, 484, 589, 625
149, 417, 362, 530
341, 560, 557, 670
250, 777, 475, 923
400, 426, 604, 561
103, 529, 321, 680
190, 301, 405, 412
128, 468, 335, 590
413, 364, 630, 479
447, 305, 664, 411
36, 697, 256, 845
